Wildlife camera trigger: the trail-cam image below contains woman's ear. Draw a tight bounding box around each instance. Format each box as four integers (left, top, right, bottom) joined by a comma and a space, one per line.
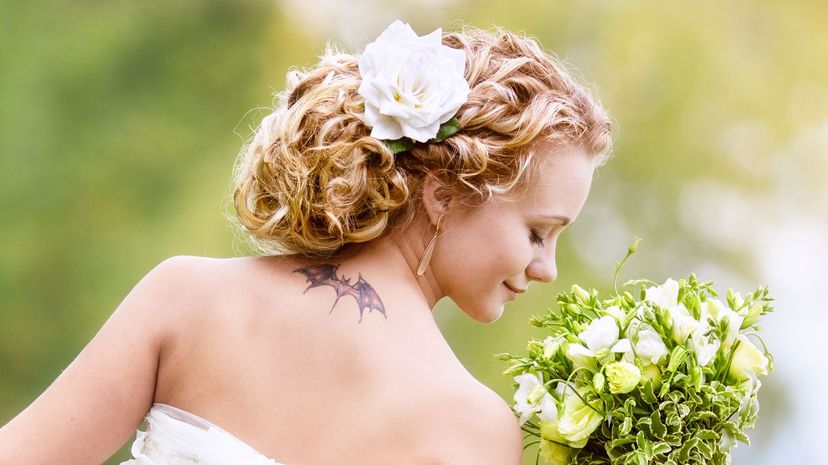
421, 175, 454, 226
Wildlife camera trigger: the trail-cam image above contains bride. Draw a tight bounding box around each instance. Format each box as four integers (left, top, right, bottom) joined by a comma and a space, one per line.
0, 20, 612, 465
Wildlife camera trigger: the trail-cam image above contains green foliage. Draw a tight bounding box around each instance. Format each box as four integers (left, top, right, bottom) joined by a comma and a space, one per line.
383, 137, 416, 154
380, 117, 461, 154
431, 117, 461, 141
503, 252, 773, 464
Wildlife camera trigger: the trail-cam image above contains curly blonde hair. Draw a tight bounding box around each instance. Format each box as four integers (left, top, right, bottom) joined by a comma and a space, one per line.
227, 25, 612, 258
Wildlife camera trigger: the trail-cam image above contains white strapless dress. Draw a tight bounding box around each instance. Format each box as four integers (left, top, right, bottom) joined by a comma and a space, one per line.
120, 403, 288, 465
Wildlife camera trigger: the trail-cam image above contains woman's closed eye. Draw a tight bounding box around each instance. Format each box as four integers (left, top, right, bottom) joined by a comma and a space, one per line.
529, 228, 546, 247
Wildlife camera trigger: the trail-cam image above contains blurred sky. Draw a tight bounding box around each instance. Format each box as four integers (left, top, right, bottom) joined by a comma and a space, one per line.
1, 1, 826, 464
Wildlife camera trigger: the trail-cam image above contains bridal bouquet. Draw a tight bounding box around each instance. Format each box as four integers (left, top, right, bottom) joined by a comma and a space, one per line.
497, 241, 774, 465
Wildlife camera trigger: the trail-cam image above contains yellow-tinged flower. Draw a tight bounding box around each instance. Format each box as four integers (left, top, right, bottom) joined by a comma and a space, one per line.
539, 439, 572, 465
540, 417, 566, 443
640, 363, 662, 388
729, 335, 769, 380
605, 361, 641, 394
556, 386, 604, 447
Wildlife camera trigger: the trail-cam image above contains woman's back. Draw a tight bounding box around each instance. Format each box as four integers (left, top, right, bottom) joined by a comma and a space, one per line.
149, 254, 509, 465
0, 20, 610, 465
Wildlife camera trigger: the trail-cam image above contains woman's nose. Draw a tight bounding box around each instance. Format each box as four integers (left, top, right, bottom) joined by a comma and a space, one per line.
527, 255, 557, 283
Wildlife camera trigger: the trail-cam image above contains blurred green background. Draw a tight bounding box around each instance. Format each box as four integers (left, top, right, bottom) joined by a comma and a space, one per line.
2, 1, 826, 463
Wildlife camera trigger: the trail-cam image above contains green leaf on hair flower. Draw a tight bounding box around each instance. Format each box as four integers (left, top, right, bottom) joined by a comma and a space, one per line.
430, 117, 461, 142
384, 137, 415, 154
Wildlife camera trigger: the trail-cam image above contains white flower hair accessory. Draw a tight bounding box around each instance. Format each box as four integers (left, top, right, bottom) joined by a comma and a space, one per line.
357, 20, 470, 153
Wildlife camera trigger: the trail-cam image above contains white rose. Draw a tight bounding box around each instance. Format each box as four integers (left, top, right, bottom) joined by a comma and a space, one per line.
604, 361, 642, 394
357, 20, 470, 143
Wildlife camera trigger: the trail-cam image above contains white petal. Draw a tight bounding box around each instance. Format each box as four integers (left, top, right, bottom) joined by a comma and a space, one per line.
610, 338, 632, 353
646, 278, 679, 308
401, 120, 440, 142
518, 406, 541, 426
537, 393, 558, 422
579, 316, 619, 352
369, 115, 405, 141
565, 343, 594, 368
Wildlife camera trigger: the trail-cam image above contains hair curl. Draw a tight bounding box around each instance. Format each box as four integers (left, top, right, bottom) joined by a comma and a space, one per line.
227, 24, 613, 258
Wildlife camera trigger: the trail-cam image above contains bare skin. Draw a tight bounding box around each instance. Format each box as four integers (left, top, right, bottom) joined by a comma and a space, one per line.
0, 141, 593, 465
152, 253, 499, 465
152, 143, 597, 464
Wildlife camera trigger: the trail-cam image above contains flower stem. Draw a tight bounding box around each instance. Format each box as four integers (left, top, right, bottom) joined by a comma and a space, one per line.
614, 236, 641, 294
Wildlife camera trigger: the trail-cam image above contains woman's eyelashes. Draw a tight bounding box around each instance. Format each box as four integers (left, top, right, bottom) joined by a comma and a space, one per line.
530, 224, 565, 247
530, 228, 546, 247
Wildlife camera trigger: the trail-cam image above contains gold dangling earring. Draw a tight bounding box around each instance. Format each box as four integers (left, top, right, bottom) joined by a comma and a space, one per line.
416, 213, 445, 277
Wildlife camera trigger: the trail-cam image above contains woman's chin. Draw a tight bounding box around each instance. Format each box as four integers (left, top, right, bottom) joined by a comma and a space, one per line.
469, 304, 504, 324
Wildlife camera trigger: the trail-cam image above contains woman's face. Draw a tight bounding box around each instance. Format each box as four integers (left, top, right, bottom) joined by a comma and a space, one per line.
433, 143, 597, 323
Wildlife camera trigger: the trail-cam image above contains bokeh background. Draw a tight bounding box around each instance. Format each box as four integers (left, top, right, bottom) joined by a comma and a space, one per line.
2, 1, 826, 464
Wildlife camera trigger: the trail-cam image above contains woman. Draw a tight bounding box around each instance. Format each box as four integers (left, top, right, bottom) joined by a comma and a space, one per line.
0, 21, 611, 465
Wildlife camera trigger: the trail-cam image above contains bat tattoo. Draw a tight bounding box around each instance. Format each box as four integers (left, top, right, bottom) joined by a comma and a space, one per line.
292, 263, 387, 323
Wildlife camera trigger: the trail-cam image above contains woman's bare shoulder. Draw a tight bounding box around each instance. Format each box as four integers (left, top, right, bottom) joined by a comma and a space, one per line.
408, 377, 522, 464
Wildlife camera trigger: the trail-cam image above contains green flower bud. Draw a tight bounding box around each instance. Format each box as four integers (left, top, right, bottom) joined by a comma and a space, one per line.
502, 363, 526, 376
527, 384, 547, 405
624, 291, 636, 307
593, 372, 605, 392
572, 284, 591, 302
605, 361, 642, 394
740, 304, 763, 329
527, 340, 544, 352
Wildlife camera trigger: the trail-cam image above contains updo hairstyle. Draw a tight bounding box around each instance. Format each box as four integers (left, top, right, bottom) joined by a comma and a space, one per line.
228, 25, 612, 258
